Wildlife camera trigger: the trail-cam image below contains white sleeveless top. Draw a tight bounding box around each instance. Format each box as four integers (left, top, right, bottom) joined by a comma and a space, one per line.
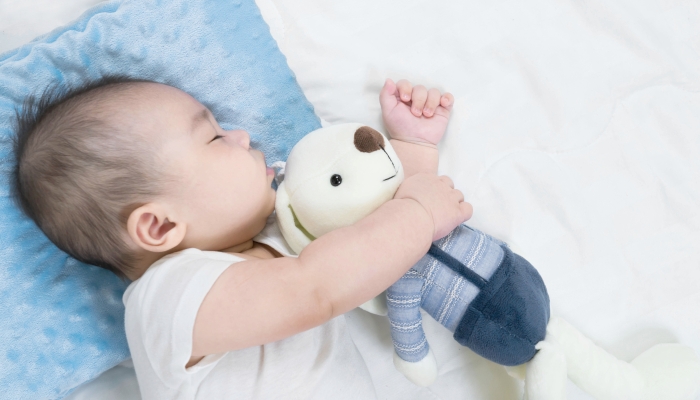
123, 213, 376, 400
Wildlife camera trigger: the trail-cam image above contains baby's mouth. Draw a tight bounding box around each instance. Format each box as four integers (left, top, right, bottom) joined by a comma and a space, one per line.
251, 148, 268, 172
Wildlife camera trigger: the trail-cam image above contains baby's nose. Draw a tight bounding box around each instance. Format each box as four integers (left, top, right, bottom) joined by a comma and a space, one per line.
354, 126, 385, 153
230, 129, 250, 149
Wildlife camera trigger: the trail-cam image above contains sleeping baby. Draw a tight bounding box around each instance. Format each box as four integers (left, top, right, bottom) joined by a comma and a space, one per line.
12, 77, 469, 399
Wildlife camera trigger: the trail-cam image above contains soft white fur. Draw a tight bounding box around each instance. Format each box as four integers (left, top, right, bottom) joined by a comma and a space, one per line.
275, 123, 404, 254
275, 123, 401, 315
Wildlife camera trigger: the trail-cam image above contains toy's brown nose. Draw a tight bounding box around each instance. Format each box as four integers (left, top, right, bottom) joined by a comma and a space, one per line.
354, 126, 385, 153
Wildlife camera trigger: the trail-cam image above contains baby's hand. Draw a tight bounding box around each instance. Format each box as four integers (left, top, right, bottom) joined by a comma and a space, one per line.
394, 173, 473, 241
380, 78, 454, 146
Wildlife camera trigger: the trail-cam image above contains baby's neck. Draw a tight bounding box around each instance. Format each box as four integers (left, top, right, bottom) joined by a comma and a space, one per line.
224, 241, 281, 260
127, 239, 279, 281
219, 240, 255, 254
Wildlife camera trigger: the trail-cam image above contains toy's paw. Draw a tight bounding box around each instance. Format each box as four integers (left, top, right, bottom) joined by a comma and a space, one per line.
631, 343, 700, 400
393, 349, 438, 387
358, 293, 388, 316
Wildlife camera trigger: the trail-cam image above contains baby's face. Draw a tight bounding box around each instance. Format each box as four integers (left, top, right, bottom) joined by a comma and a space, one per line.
127, 83, 276, 251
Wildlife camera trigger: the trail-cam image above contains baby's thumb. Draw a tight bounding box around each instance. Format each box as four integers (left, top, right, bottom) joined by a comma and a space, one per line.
379, 78, 398, 110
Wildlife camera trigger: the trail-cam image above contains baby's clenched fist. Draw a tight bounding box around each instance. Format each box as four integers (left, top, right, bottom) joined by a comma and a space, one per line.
380, 78, 454, 147
393, 173, 473, 241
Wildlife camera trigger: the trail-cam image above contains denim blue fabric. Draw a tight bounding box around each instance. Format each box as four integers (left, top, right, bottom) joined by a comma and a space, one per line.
386, 224, 505, 362
0, 1, 320, 398
386, 224, 550, 366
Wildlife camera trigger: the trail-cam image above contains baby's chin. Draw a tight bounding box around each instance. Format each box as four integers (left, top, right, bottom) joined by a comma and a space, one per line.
251, 187, 276, 228
265, 187, 276, 217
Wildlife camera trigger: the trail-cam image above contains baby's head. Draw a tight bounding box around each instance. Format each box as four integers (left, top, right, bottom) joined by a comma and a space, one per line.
13, 78, 276, 280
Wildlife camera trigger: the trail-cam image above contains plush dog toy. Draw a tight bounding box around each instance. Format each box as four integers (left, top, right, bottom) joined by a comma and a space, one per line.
275, 123, 700, 400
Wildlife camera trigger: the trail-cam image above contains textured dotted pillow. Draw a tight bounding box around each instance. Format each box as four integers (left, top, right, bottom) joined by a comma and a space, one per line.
0, 0, 320, 398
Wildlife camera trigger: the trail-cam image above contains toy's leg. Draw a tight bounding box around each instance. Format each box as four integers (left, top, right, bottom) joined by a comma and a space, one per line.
631, 343, 700, 400
524, 340, 567, 400
505, 364, 527, 381
546, 317, 644, 400
387, 273, 438, 386
392, 348, 438, 387
545, 317, 700, 400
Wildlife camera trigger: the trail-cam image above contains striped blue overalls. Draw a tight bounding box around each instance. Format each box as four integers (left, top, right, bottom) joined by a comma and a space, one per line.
387, 224, 550, 366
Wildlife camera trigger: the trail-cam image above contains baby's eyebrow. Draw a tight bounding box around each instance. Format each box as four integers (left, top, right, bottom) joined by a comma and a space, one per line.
190, 108, 211, 135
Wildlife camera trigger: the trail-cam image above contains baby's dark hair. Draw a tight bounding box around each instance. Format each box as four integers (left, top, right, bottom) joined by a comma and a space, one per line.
12, 76, 169, 280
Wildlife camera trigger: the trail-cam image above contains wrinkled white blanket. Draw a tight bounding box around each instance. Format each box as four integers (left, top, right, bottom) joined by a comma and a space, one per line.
3, 0, 698, 398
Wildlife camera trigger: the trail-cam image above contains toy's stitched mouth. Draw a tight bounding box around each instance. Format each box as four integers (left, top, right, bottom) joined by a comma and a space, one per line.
380, 145, 398, 181
289, 204, 316, 241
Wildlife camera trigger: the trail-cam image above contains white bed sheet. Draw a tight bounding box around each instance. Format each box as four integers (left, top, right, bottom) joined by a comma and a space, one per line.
3, 0, 699, 399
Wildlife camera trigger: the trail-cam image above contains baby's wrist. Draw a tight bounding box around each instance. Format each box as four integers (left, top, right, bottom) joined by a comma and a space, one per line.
395, 197, 435, 241
389, 136, 438, 149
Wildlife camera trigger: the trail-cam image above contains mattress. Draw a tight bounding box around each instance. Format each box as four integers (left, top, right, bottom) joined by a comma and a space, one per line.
2, 0, 699, 398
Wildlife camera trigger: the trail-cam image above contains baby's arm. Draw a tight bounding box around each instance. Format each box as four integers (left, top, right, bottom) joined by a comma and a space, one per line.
380, 79, 454, 177
190, 173, 472, 359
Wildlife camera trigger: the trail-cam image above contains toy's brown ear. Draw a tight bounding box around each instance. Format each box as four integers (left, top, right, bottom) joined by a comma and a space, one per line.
354, 126, 385, 153
274, 181, 311, 255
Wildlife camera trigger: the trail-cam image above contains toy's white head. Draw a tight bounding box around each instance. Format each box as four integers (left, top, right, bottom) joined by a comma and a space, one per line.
275, 123, 404, 254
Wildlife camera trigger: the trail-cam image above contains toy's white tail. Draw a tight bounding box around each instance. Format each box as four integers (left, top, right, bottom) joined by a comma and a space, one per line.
525, 317, 700, 400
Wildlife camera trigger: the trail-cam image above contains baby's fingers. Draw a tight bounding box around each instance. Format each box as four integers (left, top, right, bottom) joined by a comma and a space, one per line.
380, 78, 399, 111
440, 93, 454, 112
396, 79, 413, 102
460, 201, 474, 222
451, 188, 464, 203
410, 85, 428, 117
439, 175, 454, 188
423, 89, 442, 117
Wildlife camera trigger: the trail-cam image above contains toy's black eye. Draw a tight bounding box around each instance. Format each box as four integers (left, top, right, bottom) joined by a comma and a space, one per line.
330, 174, 342, 186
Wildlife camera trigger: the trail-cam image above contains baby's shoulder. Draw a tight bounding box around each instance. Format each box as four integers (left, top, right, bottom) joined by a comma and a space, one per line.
123, 248, 241, 304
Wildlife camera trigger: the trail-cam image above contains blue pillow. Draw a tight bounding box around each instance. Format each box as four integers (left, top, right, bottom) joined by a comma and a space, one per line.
0, 0, 320, 398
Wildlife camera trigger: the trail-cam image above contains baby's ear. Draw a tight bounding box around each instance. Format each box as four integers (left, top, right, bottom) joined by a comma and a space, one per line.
126, 203, 186, 253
